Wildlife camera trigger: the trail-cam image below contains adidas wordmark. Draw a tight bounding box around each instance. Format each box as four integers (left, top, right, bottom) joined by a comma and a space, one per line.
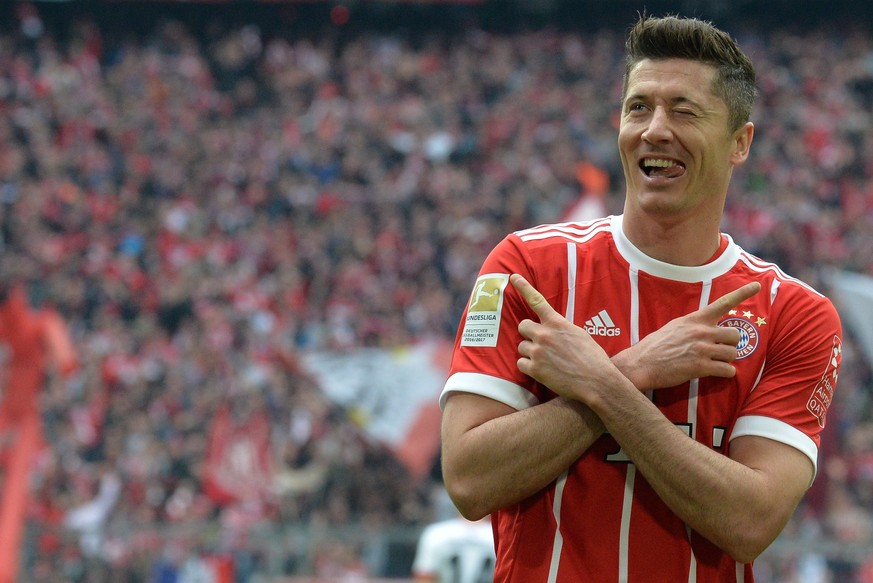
584, 309, 621, 337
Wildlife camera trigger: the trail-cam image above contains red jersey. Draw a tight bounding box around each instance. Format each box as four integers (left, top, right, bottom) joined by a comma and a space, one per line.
442, 215, 842, 583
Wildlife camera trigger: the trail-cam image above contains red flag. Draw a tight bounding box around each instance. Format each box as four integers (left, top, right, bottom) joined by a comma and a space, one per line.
203, 403, 274, 505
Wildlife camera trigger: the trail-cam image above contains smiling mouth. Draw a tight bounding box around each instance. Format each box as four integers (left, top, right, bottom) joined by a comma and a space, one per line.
640, 158, 686, 178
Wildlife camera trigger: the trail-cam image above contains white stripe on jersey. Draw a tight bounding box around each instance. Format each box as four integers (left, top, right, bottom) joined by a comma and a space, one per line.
565, 242, 577, 321
619, 465, 636, 583
546, 242, 578, 582
516, 218, 613, 244
688, 284, 711, 440
687, 524, 698, 583
629, 269, 640, 346
685, 291, 711, 582
547, 471, 569, 583
769, 279, 781, 304
687, 379, 700, 440
737, 251, 823, 296
616, 267, 641, 583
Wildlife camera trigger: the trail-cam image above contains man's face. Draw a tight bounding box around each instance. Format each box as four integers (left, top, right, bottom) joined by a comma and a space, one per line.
618, 58, 752, 223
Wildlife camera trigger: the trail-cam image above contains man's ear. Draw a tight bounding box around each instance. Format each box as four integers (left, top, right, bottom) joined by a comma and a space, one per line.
730, 121, 754, 166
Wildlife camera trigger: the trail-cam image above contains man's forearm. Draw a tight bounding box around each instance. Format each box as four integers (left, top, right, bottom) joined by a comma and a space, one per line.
443, 350, 659, 518
442, 396, 604, 519
585, 367, 808, 563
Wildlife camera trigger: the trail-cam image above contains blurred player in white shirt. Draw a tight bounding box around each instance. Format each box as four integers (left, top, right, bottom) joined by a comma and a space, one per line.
412, 514, 495, 583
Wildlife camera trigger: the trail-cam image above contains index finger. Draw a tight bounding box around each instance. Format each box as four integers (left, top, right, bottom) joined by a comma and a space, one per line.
701, 281, 762, 322
510, 274, 559, 320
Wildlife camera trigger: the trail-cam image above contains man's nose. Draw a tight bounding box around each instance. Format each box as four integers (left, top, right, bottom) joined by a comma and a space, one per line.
641, 107, 673, 143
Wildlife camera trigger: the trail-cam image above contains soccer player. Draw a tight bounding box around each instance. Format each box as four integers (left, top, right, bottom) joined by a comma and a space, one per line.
439, 14, 843, 583
412, 514, 495, 583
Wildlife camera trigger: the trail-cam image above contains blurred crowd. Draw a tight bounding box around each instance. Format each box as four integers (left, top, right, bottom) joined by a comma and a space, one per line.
0, 4, 871, 582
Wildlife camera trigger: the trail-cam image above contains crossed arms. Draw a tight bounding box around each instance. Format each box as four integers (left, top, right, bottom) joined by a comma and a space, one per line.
440, 275, 814, 563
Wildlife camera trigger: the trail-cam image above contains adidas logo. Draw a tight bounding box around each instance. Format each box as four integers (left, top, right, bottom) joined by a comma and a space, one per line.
584, 309, 621, 337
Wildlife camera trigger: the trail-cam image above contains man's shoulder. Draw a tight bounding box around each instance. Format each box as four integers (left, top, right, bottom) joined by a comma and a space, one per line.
504, 217, 616, 266
512, 216, 614, 245
733, 248, 831, 301
731, 248, 840, 327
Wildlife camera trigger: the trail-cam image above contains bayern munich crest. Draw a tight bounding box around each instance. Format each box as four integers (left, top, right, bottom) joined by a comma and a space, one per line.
719, 317, 760, 360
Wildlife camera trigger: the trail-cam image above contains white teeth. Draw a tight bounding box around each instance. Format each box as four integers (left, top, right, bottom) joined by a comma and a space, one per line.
643, 158, 675, 167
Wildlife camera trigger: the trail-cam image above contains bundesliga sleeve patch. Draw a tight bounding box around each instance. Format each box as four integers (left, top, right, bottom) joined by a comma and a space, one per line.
461, 273, 510, 347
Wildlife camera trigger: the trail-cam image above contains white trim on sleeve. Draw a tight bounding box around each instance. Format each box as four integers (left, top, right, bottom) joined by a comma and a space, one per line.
440, 372, 539, 411
731, 415, 819, 480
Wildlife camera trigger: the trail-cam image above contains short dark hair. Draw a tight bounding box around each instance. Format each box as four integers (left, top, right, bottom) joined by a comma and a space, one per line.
622, 15, 758, 132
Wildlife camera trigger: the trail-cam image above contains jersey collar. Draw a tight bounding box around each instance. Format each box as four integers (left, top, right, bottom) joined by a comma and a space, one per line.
611, 214, 741, 283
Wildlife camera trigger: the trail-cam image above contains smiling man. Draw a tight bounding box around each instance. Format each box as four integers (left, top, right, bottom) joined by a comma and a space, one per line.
439, 15, 843, 583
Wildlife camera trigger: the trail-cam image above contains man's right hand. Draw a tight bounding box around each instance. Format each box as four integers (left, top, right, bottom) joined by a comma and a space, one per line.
613, 282, 761, 391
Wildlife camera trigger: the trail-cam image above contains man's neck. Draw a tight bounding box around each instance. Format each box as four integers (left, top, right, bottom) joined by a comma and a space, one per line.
620, 212, 723, 266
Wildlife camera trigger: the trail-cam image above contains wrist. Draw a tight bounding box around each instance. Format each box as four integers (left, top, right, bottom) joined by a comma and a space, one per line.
582, 363, 640, 418
611, 349, 650, 391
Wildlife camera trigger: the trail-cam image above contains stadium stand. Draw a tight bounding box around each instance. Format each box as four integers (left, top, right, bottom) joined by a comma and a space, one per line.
0, 1, 870, 581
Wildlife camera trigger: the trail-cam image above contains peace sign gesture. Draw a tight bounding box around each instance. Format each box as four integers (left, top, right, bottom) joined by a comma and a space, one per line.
511, 274, 762, 397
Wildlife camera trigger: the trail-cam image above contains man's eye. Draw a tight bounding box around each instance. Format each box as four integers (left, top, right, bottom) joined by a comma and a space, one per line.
628, 103, 647, 112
